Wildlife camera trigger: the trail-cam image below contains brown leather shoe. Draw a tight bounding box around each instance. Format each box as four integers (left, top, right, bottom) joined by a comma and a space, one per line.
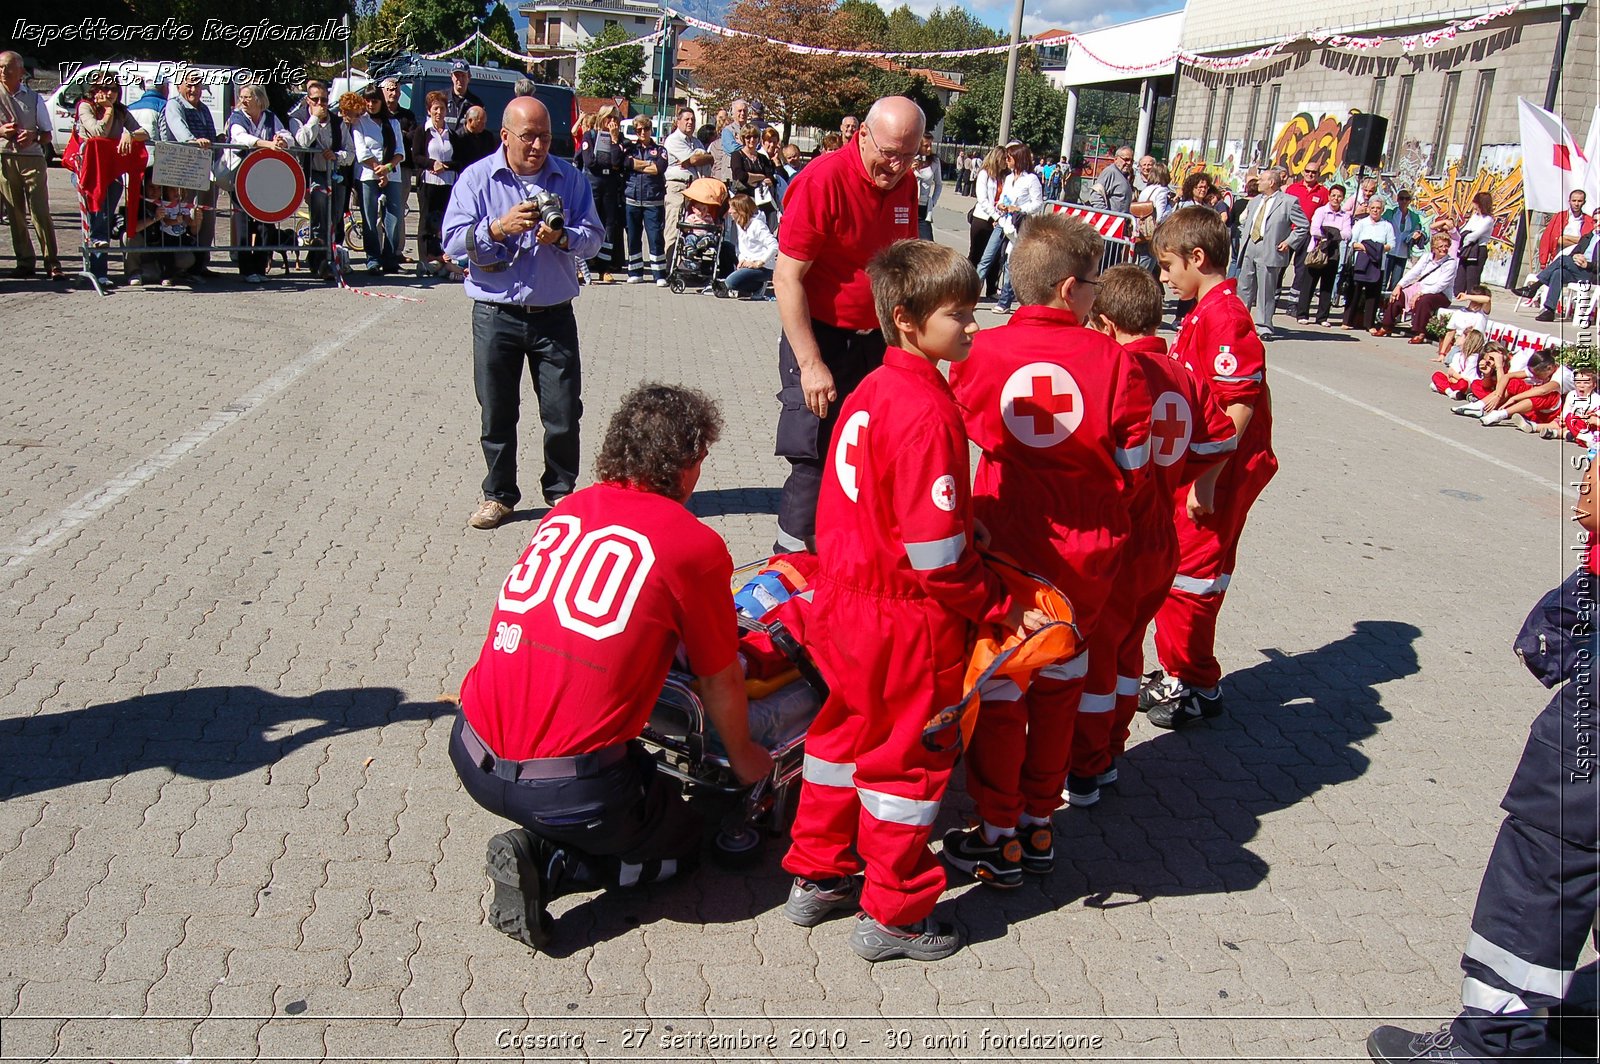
469, 499, 514, 530
1408, 333, 1429, 344
1370, 326, 1390, 337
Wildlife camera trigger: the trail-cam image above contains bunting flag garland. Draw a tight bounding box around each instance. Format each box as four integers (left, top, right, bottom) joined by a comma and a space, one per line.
311, 2, 1522, 77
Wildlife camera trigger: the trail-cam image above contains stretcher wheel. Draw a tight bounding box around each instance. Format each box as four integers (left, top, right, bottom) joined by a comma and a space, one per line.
669, 276, 686, 294
712, 824, 763, 868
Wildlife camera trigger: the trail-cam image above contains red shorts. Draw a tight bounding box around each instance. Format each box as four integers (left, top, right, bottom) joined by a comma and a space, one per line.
1504, 378, 1562, 421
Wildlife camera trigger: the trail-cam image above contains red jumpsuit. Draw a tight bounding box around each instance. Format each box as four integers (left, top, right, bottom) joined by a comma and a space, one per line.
1070, 335, 1237, 778
783, 348, 1016, 927
1155, 279, 1279, 692
949, 305, 1151, 826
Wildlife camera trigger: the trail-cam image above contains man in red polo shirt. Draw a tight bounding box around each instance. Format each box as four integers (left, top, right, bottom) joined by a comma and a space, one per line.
1285, 165, 1331, 296
771, 95, 923, 553
450, 384, 772, 952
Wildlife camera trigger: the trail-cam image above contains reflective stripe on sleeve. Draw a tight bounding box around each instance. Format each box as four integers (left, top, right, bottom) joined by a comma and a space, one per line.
1189, 435, 1238, 456
1460, 977, 1533, 1015
1115, 440, 1151, 470
1172, 572, 1232, 595
1116, 675, 1141, 696
979, 676, 1024, 702
1079, 692, 1116, 714
904, 532, 966, 571
1039, 653, 1089, 681
775, 526, 809, 552
1214, 372, 1264, 384
802, 753, 857, 788
858, 787, 942, 827
1464, 931, 1573, 998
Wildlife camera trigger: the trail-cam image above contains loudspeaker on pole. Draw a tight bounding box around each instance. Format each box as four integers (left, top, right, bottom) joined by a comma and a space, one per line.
1344, 114, 1389, 169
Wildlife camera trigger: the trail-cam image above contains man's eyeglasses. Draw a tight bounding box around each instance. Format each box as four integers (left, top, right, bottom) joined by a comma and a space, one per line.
507, 130, 553, 146
864, 124, 917, 167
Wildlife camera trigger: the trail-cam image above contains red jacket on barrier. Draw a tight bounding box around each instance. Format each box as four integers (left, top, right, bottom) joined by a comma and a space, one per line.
66, 135, 147, 214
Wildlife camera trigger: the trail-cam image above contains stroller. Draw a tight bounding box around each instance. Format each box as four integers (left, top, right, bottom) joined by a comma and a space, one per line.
665, 176, 732, 295
639, 557, 827, 865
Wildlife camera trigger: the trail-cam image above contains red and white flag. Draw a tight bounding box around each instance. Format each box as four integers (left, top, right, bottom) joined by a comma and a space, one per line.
1518, 98, 1586, 212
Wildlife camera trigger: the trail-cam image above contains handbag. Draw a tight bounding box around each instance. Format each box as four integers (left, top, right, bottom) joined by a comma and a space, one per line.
752, 183, 774, 208
1304, 244, 1330, 270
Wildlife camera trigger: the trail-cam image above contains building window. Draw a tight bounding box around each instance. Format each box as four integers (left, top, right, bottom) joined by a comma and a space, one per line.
1389, 74, 1414, 160
1199, 88, 1218, 160
1240, 84, 1261, 167
1461, 70, 1494, 176
605, 17, 619, 30
1217, 87, 1234, 159
1432, 71, 1461, 173
1260, 83, 1281, 166
1369, 77, 1386, 119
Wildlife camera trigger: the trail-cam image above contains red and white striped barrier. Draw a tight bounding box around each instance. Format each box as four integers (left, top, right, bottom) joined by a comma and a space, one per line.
1046, 201, 1134, 244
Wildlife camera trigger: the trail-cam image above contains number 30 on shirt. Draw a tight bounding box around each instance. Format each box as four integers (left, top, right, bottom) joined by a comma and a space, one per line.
496, 515, 657, 640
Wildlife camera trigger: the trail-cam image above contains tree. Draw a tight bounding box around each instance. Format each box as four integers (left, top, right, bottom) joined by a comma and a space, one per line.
836, 0, 889, 42
577, 23, 647, 100
693, 0, 866, 140
945, 65, 1067, 153
482, 2, 520, 56
358, 0, 520, 59
813, 64, 945, 134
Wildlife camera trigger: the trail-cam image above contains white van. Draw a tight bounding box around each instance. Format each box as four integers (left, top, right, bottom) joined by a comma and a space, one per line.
47, 61, 247, 157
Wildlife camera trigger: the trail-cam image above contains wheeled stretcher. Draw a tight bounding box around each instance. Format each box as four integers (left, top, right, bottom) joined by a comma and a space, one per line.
639, 559, 827, 865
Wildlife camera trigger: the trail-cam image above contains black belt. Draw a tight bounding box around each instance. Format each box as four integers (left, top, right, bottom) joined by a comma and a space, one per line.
479, 299, 573, 317
459, 715, 629, 782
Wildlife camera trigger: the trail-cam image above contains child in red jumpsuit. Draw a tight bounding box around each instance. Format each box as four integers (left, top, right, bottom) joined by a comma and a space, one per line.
782, 239, 1042, 962
944, 214, 1152, 887
1066, 264, 1237, 806
1142, 206, 1279, 728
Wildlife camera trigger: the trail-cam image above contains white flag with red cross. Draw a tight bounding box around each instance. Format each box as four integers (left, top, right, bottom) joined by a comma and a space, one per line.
1518, 98, 1587, 213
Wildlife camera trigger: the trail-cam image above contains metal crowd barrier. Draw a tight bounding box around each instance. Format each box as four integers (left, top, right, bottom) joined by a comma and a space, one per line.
1045, 201, 1138, 274
74, 141, 339, 295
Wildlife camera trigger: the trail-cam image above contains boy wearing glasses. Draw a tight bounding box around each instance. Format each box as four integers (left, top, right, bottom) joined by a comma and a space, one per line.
943, 214, 1152, 888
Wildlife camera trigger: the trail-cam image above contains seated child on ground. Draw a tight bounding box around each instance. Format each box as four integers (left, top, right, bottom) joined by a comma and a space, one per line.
1431, 288, 1492, 364
1549, 366, 1599, 442
1468, 350, 1565, 427
1431, 328, 1486, 399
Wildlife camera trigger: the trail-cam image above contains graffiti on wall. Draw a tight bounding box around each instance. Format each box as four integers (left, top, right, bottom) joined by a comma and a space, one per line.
1271, 111, 1352, 180
1169, 142, 1241, 190
1408, 147, 1526, 287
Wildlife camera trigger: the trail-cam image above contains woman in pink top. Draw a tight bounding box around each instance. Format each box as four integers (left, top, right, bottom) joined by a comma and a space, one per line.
1295, 184, 1353, 325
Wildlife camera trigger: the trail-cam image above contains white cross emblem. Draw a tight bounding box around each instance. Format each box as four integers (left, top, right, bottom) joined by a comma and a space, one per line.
834, 410, 870, 503
930, 474, 957, 512
1214, 349, 1238, 376
1000, 363, 1084, 449
1149, 391, 1194, 468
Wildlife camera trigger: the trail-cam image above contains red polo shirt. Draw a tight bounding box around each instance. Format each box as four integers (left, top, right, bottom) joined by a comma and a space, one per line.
1286, 180, 1330, 223
778, 141, 919, 331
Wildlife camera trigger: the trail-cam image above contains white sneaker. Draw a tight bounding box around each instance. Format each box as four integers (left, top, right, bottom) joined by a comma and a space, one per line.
1452, 402, 1484, 418
627, 275, 643, 284
1429, 381, 1444, 394
655, 278, 669, 287
1480, 409, 1510, 426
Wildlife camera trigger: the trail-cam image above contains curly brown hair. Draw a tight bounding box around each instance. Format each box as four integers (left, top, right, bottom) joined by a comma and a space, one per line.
595, 384, 724, 499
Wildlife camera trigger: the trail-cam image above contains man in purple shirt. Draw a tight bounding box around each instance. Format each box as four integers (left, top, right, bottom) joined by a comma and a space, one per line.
444, 97, 603, 530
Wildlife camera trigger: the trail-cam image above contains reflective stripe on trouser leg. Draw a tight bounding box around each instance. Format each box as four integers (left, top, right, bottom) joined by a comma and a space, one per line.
852, 699, 955, 928
1155, 507, 1227, 690
1072, 617, 1126, 778
1450, 811, 1599, 1058
617, 858, 679, 888
783, 693, 867, 881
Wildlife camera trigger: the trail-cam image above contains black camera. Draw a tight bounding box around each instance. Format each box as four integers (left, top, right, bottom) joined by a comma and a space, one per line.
527, 189, 565, 233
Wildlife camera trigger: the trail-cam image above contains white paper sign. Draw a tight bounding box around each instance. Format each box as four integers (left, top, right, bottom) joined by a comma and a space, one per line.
151, 142, 214, 191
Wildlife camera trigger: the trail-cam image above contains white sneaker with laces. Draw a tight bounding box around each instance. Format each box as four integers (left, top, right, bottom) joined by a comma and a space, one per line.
1480, 409, 1510, 426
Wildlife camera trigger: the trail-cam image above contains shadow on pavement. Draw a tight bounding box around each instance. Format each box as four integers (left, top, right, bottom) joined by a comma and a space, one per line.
687, 487, 783, 520
0, 686, 454, 802
945, 618, 1422, 944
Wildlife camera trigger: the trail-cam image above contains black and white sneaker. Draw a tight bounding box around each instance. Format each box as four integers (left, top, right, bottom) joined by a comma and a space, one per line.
1018, 822, 1054, 874
1365, 1023, 1483, 1061
1063, 773, 1102, 807
1147, 684, 1225, 730
485, 829, 559, 950
1138, 670, 1184, 711
941, 825, 1023, 889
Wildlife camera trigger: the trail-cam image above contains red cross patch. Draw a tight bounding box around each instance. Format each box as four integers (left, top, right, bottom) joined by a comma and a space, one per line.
1000, 362, 1084, 448
834, 410, 870, 503
930, 474, 958, 512
1150, 391, 1194, 468
1214, 349, 1239, 376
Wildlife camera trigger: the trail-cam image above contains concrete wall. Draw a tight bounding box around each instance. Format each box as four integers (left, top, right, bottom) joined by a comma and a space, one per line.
1166, 2, 1596, 285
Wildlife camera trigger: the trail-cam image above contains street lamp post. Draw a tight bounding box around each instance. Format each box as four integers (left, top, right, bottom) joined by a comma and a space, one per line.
997, 0, 1026, 145
473, 16, 483, 65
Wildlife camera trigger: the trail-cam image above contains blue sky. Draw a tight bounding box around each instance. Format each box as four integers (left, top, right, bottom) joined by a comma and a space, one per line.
880, 0, 1184, 35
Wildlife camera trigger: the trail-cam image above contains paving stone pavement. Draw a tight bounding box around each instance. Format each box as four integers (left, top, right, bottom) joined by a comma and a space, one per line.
0, 171, 1593, 1061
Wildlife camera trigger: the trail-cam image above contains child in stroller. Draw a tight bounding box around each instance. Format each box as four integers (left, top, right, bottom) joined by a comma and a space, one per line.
666, 177, 734, 294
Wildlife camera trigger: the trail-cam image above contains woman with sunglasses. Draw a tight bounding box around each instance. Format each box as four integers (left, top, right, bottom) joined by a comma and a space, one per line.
730, 123, 778, 227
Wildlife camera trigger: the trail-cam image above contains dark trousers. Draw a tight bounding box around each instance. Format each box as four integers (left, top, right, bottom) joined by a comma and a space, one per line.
1381, 254, 1410, 291
305, 181, 332, 275
449, 715, 700, 890
624, 200, 665, 280
472, 300, 582, 508
774, 321, 887, 551
417, 181, 453, 259
1344, 281, 1383, 329
1294, 261, 1339, 321
237, 213, 274, 277
589, 179, 623, 275
1456, 251, 1486, 296
1450, 668, 1599, 1054
1381, 290, 1450, 333
1537, 255, 1599, 311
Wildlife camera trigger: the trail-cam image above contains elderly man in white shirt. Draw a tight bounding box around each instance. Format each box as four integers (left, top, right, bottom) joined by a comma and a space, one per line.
662, 106, 713, 256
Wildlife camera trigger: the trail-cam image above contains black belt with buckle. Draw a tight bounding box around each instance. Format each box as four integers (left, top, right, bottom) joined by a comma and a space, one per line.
480, 299, 574, 316
460, 716, 628, 782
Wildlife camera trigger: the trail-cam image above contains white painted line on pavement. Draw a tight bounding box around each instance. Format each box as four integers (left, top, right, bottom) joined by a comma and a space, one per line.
1, 306, 392, 572
1273, 365, 1564, 495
